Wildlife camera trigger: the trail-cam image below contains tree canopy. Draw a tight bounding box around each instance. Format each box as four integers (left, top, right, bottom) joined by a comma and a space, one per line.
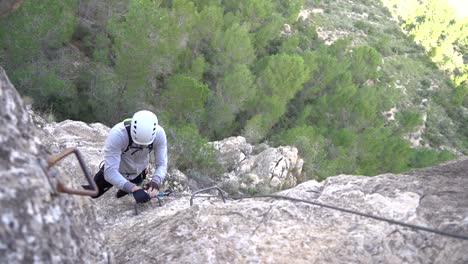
0, 0, 459, 181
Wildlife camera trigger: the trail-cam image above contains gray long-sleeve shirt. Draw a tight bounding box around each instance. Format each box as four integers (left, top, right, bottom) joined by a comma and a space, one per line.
103, 121, 167, 193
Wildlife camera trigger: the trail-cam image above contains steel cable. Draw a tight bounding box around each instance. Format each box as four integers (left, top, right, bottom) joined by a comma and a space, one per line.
229, 194, 468, 241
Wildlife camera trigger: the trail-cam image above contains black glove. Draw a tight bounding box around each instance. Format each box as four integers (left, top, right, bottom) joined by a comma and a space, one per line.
145, 180, 160, 191
133, 189, 151, 203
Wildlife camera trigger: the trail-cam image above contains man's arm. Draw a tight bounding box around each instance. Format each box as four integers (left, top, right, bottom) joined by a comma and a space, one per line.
151, 126, 168, 185
103, 126, 138, 193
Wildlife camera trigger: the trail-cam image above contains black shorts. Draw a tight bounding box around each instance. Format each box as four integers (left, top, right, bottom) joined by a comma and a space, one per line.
84, 165, 146, 198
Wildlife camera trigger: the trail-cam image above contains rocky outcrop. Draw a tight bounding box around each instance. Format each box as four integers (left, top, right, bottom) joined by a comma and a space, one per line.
211, 136, 304, 193
3, 64, 468, 263
96, 157, 468, 264
0, 67, 110, 263
32, 109, 468, 263
38, 127, 304, 195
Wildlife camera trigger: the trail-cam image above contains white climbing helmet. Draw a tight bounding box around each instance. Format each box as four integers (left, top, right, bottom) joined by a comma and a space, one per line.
130, 110, 158, 145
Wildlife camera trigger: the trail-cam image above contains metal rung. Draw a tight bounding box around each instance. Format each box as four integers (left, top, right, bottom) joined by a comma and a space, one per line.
41, 147, 98, 197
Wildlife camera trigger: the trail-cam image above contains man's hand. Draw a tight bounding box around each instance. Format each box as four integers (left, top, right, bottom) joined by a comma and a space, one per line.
133, 189, 151, 203
130, 185, 142, 192
145, 180, 160, 198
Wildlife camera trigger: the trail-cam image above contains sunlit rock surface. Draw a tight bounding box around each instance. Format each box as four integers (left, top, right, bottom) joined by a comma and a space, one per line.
41, 110, 468, 263
212, 136, 304, 191
0, 66, 111, 263
3, 65, 468, 263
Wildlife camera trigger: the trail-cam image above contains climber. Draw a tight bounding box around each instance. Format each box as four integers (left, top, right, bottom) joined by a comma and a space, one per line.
82, 110, 167, 204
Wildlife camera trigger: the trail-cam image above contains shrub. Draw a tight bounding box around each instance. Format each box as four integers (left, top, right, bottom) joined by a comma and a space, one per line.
409, 148, 455, 168
166, 124, 223, 177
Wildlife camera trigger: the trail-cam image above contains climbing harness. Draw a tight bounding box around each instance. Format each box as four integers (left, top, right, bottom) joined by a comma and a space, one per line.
189, 186, 468, 241
40, 147, 98, 197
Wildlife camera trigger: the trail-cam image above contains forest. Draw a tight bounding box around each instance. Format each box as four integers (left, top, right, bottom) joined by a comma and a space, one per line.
0, 0, 465, 183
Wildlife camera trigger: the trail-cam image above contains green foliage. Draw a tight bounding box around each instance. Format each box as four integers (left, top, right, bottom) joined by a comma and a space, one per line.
354, 128, 411, 175
243, 114, 270, 143
401, 0, 468, 85
161, 74, 211, 125
91, 33, 112, 65
272, 38, 426, 178
210, 22, 255, 77
354, 85, 379, 118
424, 103, 459, 147
279, 35, 301, 54
13, 67, 79, 120
1, 0, 462, 181
274, 0, 304, 23
272, 125, 327, 180
75, 64, 125, 124
225, 0, 275, 31
347, 46, 382, 85
192, 0, 221, 11
245, 53, 308, 141
191, 4, 223, 53
255, 54, 308, 99
0, 0, 77, 68
0, 0, 78, 113
409, 148, 454, 169
374, 35, 394, 56
72, 23, 112, 65
291, 43, 390, 133
166, 124, 222, 175
253, 14, 285, 56
452, 82, 467, 107
108, 0, 162, 90
395, 109, 422, 134
296, 20, 320, 52
354, 21, 376, 35
187, 55, 207, 81
206, 64, 256, 138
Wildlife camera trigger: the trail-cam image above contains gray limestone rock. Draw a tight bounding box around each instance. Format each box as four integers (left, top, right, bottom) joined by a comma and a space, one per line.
4, 64, 468, 263
42, 111, 467, 263
210, 136, 253, 171
0, 67, 111, 263
212, 136, 304, 193
103, 159, 468, 264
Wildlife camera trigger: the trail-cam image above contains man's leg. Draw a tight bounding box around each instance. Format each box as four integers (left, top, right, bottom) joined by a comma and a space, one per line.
82, 166, 113, 198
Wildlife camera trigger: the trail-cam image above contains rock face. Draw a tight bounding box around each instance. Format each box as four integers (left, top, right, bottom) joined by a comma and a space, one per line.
211, 136, 304, 193
0, 67, 110, 263
34, 108, 468, 263
103, 158, 468, 264
3, 64, 468, 263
